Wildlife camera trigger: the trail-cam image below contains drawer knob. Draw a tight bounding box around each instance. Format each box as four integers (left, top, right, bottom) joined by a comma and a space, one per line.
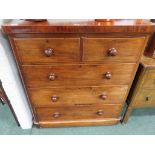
51, 95, 59, 102
53, 112, 61, 118
96, 110, 104, 116
108, 48, 117, 56
105, 72, 112, 79
48, 73, 56, 81
44, 48, 54, 57
100, 93, 107, 100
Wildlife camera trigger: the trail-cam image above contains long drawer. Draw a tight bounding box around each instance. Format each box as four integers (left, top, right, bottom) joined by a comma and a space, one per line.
14, 38, 80, 64
22, 63, 136, 88
83, 37, 146, 63
36, 104, 122, 127
29, 86, 128, 107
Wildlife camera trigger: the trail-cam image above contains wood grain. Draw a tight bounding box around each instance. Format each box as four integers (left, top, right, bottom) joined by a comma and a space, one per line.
36, 104, 122, 127
2, 19, 155, 34
132, 89, 155, 107
14, 38, 80, 64
83, 37, 146, 63
123, 56, 155, 123
22, 63, 136, 88
141, 69, 155, 88
2, 20, 154, 127
37, 118, 121, 128
145, 33, 155, 58
29, 86, 128, 107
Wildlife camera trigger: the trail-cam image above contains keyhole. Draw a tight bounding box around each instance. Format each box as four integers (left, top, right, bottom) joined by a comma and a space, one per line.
145, 96, 150, 101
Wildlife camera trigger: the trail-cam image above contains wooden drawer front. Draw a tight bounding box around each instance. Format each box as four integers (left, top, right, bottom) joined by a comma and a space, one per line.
14, 38, 80, 64
22, 63, 136, 87
36, 105, 122, 123
29, 86, 128, 107
133, 89, 155, 107
83, 37, 146, 62
142, 70, 155, 88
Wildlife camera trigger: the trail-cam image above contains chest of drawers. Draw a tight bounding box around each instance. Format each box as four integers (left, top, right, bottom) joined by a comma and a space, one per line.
123, 56, 155, 123
2, 19, 154, 128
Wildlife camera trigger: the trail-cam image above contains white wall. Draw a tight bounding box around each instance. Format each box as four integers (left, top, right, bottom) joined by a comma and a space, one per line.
0, 20, 33, 129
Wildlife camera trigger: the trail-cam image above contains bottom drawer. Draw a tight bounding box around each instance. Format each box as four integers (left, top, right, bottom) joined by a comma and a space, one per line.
35, 105, 122, 127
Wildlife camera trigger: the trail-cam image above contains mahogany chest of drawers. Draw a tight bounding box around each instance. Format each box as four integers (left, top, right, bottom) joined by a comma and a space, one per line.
2, 19, 154, 128
123, 56, 155, 122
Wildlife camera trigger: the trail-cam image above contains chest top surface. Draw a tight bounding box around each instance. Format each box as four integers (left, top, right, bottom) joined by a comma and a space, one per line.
2, 19, 155, 34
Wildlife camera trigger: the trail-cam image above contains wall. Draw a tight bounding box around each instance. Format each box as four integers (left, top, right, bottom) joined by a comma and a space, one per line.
0, 19, 33, 129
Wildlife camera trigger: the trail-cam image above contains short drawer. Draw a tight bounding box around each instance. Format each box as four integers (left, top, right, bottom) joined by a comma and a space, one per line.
36, 105, 122, 125
142, 69, 155, 88
14, 38, 80, 64
133, 89, 155, 107
22, 63, 136, 87
83, 37, 146, 63
29, 86, 128, 107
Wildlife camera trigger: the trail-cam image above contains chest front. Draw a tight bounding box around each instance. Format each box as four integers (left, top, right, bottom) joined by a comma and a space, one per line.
3, 20, 153, 128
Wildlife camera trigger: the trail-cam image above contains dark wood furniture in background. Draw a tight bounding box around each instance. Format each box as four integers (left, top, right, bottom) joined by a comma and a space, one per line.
0, 80, 20, 126
2, 19, 155, 128
0, 80, 9, 105
123, 56, 155, 122
145, 33, 155, 58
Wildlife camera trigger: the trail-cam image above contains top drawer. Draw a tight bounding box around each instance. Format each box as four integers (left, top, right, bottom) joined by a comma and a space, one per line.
83, 37, 146, 63
13, 38, 80, 64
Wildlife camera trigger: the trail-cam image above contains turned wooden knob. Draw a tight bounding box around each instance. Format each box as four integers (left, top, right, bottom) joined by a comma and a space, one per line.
108, 48, 117, 56
48, 73, 56, 81
105, 72, 112, 79
53, 112, 61, 118
96, 110, 104, 116
51, 95, 59, 102
44, 48, 54, 57
100, 93, 107, 100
